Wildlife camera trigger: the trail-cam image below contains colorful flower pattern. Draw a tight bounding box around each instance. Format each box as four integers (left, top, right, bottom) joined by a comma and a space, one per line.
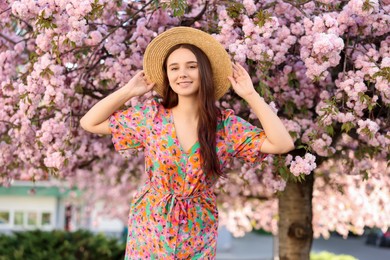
109, 98, 267, 259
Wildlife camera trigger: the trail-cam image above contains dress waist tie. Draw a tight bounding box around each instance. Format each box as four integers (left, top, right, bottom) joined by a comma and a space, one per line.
134, 181, 209, 218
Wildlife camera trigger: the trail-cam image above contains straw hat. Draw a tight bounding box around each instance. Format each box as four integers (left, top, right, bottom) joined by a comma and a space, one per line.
143, 26, 232, 100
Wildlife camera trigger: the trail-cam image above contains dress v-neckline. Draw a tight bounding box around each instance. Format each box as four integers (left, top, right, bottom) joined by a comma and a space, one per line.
168, 108, 199, 155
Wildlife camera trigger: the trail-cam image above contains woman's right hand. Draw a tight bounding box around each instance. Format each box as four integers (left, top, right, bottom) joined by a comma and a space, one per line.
124, 70, 155, 97
80, 70, 155, 135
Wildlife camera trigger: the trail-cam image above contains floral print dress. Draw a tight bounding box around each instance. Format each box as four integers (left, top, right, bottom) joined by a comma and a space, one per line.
109, 98, 267, 260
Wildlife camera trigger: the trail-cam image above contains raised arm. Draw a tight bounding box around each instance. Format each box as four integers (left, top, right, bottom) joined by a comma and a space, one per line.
228, 63, 295, 154
80, 71, 154, 135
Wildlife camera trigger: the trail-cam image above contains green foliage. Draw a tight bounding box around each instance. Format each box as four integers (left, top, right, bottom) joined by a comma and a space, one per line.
0, 230, 125, 260
35, 10, 57, 31
226, 2, 244, 19
341, 122, 354, 134
0, 134, 12, 145
318, 97, 339, 127
362, 0, 376, 12
255, 80, 273, 101
254, 10, 272, 27
373, 66, 390, 82
86, 0, 105, 20
283, 100, 298, 118
287, 71, 300, 89
62, 38, 77, 49
358, 92, 378, 112
39, 67, 54, 79
325, 124, 334, 137
275, 155, 304, 183
159, 0, 188, 17
310, 251, 358, 260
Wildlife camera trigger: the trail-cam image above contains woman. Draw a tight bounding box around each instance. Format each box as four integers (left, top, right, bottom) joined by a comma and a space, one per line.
80, 27, 294, 259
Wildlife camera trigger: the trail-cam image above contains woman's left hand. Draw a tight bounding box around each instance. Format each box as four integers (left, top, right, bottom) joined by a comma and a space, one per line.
228, 63, 257, 100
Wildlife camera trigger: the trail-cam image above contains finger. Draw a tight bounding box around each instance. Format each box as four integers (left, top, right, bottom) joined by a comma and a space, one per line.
134, 71, 144, 80
236, 63, 247, 74
232, 63, 239, 74
232, 66, 239, 77
227, 76, 236, 86
233, 62, 240, 69
233, 63, 243, 77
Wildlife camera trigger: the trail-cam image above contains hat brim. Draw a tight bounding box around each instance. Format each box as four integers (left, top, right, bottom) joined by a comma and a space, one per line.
143, 27, 232, 100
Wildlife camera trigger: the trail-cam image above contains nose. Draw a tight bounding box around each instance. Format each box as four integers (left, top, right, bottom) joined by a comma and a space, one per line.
178, 68, 188, 78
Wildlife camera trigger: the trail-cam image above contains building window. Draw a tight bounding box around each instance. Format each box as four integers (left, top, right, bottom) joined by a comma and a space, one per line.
41, 212, 52, 226
27, 212, 37, 226
14, 211, 24, 226
0, 211, 10, 224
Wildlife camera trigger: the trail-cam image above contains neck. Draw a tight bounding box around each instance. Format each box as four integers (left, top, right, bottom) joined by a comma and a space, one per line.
173, 96, 199, 120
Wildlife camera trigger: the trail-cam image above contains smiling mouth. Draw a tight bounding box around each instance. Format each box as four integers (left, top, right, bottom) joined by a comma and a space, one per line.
177, 82, 192, 85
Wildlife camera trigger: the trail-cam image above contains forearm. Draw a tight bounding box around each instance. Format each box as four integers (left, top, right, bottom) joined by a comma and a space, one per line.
80, 87, 134, 127
245, 93, 294, 151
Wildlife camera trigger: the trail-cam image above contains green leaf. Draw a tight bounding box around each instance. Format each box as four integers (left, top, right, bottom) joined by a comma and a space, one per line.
75, 84, 84, 94
255, 10, 272, 27
325, 125, 334, 136
341, 122, 354, 133
362, 0, 375, 12
287, 71, 300, 89
362, 170, 369, 181
160, 0, 188, 17
278, 167, 289, 181
254, 10, 272, 27
35, 11, 57, 30
87, 0, 105, 20
296, 144, 308, 150
226, 2, 244, 19
373, 67, 390, 82
283, 100, 296, 117
39, 67, 54, 79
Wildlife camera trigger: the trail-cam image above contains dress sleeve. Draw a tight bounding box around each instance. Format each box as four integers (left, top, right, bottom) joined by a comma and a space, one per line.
223, 109, 268, 166
108, 98, 158, 153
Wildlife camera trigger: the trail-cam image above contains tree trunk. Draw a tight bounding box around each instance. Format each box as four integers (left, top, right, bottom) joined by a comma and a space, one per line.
278, 173, 314, 260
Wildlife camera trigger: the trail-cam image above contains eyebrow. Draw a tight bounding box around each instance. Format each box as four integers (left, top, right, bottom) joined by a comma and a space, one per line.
168, 61, 198, 67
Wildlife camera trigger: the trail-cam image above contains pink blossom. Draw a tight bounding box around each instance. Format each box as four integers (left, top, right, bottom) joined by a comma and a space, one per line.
347, 0, 379, 16
243, 0, 256, 15
44, 152, 65, 169
289, 153, 317, 176
85, 30, 103, 46
357, 119, 380, 137
312, 134, 335, 157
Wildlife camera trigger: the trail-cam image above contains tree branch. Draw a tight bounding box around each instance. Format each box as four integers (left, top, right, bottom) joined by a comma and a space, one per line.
281, 0, 312, 18
180, 1, 209, 26
0, 33, 16, 45
0, 7, 11, 16
75, 0, 154, 96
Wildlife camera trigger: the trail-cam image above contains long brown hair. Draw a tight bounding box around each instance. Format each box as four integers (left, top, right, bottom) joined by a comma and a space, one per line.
161, 44, 223, 180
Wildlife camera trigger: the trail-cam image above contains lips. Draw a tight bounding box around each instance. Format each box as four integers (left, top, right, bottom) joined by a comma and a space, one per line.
178, 81, 192, 84
177, 81, 192, 86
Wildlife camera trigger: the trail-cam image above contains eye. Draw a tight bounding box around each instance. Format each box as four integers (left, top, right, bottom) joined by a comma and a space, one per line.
170, 67, 178, 71
189, 65, 198, 69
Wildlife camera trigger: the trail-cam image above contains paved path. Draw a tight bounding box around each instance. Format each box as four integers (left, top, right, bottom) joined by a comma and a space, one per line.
216, 232, 390, 260
216, 232, 273, 260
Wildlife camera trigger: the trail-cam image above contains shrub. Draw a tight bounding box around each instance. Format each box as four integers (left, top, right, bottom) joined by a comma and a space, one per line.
311, 251, 358, 260
0, 230, 125, 260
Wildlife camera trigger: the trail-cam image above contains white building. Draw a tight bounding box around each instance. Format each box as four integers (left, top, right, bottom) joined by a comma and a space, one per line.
0, 181, 68, 233
0, 180, 125, 238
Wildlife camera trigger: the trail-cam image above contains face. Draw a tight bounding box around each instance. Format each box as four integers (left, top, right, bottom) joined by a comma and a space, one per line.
166, 47, 200, 98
